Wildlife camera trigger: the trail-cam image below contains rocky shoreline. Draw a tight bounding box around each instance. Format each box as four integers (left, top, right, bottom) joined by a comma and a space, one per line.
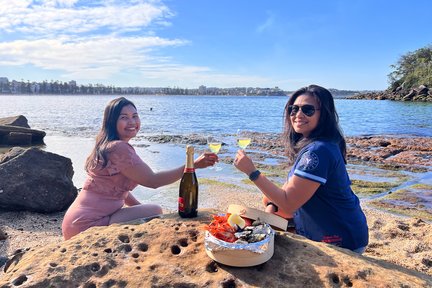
349, 85, 432, 102
1, 132, 431, 281
143, 132, 432, 171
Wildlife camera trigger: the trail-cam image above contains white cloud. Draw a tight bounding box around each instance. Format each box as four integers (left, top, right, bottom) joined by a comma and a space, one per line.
0, 0, 172, 35
0, 0, 276, 88
0, 36, 188, 78
0, 36, 273, 87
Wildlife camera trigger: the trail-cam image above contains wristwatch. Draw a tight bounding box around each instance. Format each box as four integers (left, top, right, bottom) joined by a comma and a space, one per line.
248, 170, 261, 181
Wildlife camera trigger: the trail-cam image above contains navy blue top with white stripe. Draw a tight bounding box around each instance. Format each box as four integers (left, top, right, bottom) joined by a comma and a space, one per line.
290, 140, 369, 250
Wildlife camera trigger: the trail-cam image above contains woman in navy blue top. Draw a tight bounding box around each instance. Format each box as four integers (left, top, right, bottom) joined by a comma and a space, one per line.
234, 84, 368, 252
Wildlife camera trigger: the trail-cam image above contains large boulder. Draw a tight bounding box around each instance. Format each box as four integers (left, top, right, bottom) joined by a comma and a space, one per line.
0, 147, 77, 213
1, 211, 430, 287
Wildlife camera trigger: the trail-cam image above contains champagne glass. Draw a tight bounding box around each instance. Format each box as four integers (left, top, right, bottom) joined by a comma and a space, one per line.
207, 135, 222, 171
236, 129, 251, 150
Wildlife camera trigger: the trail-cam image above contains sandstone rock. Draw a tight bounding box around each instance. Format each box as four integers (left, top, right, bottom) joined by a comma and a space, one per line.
1, 211, 431, 287
0, 147, 77, 213
346, 136, 432, 169
0, 115, 30, 128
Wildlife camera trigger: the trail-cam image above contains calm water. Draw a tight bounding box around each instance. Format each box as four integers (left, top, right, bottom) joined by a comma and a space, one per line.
1, 94, 431, 137
1, 95, 431, 210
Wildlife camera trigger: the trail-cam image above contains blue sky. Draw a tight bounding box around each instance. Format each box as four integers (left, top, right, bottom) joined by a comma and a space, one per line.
0, 0, 431, 90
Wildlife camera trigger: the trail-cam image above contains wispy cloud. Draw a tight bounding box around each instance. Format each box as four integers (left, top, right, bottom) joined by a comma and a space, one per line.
0, 0, 274, 87
256, 11, 276, 34
0, 36, 188, 79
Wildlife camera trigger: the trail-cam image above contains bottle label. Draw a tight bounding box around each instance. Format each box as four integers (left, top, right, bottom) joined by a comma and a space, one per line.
184, 168, 195, 173
178, 197, 185, 212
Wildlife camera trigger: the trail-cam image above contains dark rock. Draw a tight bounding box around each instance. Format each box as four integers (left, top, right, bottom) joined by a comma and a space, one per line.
0, 256, 7, 270
4, 132, 32, 145
378, 140, 391, 147
0, 115, 45, 146
349, 87, 432, 102
416, 85, 428, 95
403, 89, 416, 100
0, 125, 45, 146
0, 228, 6, 240
0, 115, 30, 128
0, 147, 77, 213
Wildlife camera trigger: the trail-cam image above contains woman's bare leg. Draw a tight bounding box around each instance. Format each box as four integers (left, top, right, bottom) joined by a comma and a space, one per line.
108, 204, 163, 224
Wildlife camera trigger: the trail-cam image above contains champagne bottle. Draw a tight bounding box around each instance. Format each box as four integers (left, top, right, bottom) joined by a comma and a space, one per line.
178, 145, 198, 218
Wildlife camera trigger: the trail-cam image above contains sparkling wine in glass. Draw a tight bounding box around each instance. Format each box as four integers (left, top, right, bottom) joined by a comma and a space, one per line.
236, 129, 251, 150
207, 136, 222, 171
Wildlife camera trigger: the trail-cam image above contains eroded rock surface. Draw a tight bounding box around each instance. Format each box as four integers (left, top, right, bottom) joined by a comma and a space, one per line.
1, 211, 430, 287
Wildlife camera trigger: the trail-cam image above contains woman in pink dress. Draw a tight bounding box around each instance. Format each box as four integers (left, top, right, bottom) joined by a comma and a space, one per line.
62, 97, 217, 240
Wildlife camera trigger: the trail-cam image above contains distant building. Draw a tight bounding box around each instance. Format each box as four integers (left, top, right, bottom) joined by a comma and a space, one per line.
0, 77, 8, 84
198, 85, 207, 95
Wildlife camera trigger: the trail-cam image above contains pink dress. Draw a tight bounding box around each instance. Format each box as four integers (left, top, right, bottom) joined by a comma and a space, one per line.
62, 141, 141, 240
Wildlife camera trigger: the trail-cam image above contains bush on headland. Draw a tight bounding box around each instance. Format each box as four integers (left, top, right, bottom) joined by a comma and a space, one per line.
351, 44, 432, 102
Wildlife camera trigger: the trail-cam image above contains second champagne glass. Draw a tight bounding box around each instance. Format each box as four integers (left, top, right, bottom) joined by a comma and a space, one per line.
207, 135, 222, 171
236, 129, 251, 150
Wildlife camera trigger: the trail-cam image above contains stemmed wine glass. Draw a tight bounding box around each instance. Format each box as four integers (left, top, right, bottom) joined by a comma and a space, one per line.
207, 135, 222, 171
236, 129, 251, 150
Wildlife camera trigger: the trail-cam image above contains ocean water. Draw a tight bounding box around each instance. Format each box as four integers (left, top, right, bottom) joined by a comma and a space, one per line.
1, 94, 431, 138
1, 95, 431, 210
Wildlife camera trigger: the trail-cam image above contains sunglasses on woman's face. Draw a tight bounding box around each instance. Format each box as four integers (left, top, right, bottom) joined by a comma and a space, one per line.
288, 104, 319, 117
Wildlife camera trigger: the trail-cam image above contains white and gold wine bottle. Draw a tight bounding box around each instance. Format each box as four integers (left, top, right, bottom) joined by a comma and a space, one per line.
178, 145, 198, 218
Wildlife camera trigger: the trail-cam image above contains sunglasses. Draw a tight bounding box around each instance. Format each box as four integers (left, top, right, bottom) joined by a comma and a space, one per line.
288, 104, 320, 117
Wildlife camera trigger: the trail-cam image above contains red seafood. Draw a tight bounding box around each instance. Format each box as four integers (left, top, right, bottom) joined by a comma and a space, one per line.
204, 214, 252, 243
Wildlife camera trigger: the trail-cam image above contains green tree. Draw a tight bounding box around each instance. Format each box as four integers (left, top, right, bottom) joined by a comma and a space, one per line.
388, 44, 432, 91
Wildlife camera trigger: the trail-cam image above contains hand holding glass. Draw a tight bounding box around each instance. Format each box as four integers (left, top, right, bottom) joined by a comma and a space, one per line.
207, 136, 222, 171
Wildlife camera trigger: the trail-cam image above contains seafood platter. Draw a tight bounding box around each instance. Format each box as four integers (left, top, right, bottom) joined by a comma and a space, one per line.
204, 204, 288, 267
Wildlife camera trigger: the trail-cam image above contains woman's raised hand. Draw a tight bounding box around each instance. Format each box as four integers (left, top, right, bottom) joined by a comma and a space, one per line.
233, 149, 256, 175
194, 152, 218, 169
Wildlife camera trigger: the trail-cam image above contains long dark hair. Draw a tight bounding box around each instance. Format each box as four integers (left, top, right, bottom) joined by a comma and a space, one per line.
85, 97, 137, 172
283, 84, 347, 164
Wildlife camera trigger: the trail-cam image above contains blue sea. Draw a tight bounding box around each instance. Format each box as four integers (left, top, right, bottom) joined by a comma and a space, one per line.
1, 95, 431, 211
1, 94, 431, 138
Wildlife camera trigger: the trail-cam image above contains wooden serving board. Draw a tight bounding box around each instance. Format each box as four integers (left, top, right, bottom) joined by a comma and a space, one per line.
227, 204, 288, 231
